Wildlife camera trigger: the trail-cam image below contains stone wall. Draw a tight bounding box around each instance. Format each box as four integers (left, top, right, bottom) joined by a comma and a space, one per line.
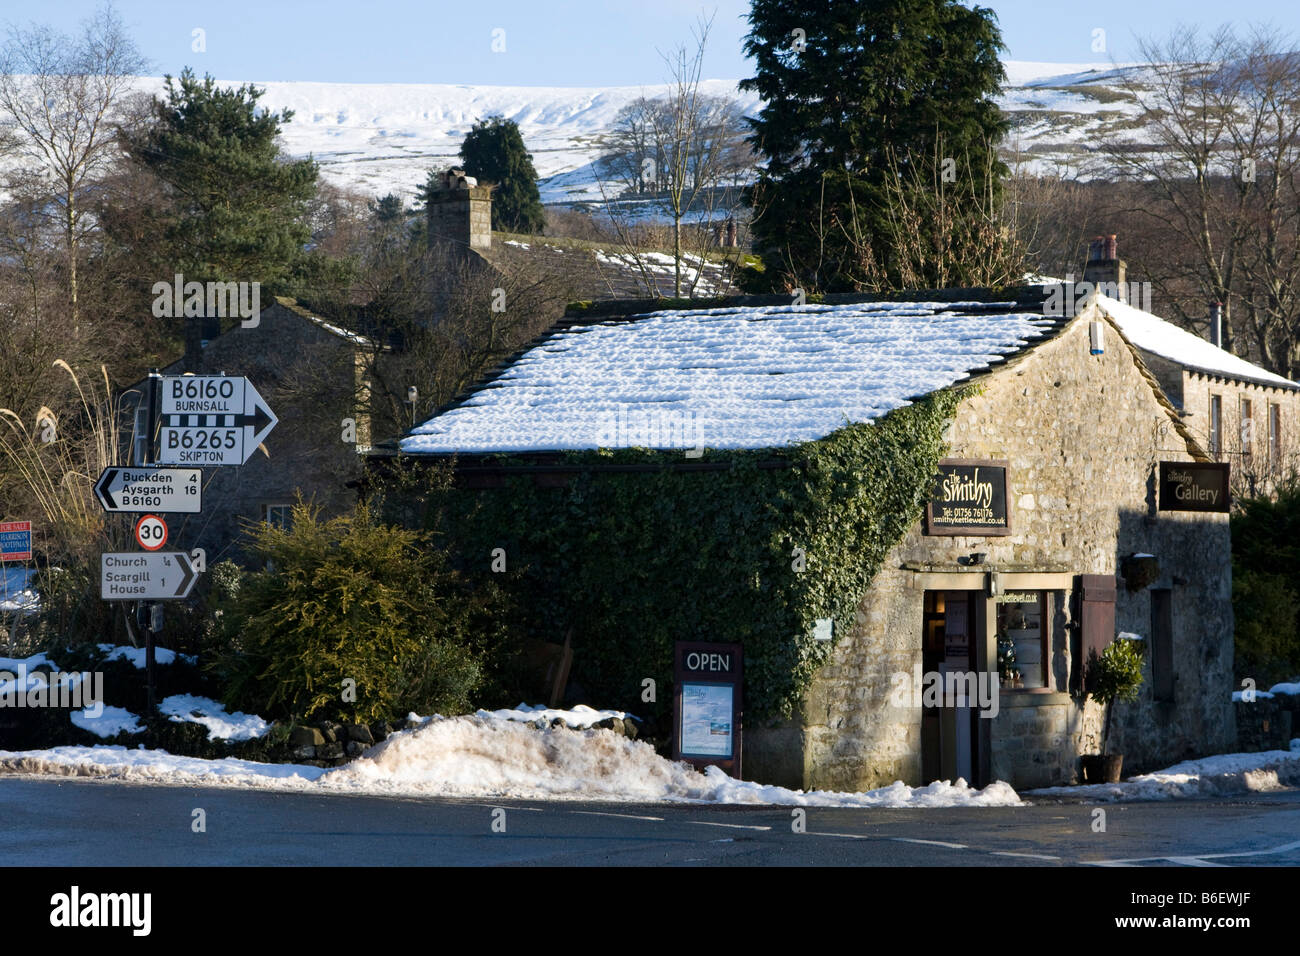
121, 302, 368, 565
747, 307, 1236, 791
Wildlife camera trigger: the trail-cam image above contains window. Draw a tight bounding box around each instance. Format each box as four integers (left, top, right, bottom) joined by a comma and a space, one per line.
1151, 589, 1174, 702
997, 592, 1048, 690
1240, 397, 1253, 462
1270, 403, 1282, 468
262, 503, 292, 530
1209, 394, 1222, 457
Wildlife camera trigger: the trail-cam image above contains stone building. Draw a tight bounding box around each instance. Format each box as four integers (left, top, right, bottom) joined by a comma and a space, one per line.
394, 286, 1259, 790
120, 298, 378, 564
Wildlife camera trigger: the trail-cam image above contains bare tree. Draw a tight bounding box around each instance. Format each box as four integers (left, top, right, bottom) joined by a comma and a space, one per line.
0, 2, 146, 328
594, 14, 754, 297
1102, 25, 1300, 375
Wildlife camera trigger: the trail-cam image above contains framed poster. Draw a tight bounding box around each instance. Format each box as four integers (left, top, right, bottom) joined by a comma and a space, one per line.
679, 683, 734, 757
673, 641, 743, 777
925, 459, 1011, 536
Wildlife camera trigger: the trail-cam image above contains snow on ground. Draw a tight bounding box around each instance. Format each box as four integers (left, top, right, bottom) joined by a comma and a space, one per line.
0, 712, 1019, 807
159, 694, 270, 742
478, 703, 629, 728
1, 567, 38, 614
97, 643, 196, 668
402, 301, 1057, 454
1233, 689, 1274, 701
70, 706, 143, 739
1027, 749, 1300, 803
1270, 682, 1300, 696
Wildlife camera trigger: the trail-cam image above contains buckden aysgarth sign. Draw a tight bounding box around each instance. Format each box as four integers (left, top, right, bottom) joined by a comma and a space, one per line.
925, 459, 1011, 536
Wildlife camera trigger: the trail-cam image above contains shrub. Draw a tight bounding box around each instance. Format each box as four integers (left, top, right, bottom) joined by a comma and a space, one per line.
1232, 569, 1299, 685
218, 501, 488, 723
1086, 637, 1145, 754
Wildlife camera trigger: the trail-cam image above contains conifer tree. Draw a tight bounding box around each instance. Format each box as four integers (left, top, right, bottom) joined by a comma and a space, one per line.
740, 0, 1009, 292
457, 116, 546, 233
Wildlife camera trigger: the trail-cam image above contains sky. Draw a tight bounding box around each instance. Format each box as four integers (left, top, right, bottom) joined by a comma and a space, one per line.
9, 0, 1300, 87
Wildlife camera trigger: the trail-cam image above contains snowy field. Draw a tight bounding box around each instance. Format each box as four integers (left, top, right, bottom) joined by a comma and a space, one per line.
0, 61, 1156, 216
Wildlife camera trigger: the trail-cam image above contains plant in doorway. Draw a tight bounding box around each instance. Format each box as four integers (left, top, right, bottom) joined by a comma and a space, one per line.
1081, 636, 1145, 783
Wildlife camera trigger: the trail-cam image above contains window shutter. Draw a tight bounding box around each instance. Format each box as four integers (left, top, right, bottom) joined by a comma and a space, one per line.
1079, 574, 1117, 668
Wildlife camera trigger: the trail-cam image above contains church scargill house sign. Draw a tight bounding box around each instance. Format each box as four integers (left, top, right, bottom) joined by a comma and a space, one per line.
925, 459, 1011, 536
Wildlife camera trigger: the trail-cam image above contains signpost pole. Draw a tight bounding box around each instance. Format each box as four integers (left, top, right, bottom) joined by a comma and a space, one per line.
143, 369, 161, 715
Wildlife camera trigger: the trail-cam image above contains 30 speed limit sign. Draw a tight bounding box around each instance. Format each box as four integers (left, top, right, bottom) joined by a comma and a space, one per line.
134, 514, 169, 551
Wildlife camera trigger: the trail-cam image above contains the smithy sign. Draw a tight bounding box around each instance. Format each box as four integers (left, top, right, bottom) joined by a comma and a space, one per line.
926, 459, 1011, 536
1159, 462, 1230, 513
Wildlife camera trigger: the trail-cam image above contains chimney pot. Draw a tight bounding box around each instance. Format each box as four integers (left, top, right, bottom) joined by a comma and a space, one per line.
1209, 301, 1223, 348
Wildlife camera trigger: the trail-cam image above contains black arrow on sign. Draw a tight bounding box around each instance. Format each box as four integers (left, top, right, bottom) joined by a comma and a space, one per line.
94, 468, 120, 511
173, 553, 195, 598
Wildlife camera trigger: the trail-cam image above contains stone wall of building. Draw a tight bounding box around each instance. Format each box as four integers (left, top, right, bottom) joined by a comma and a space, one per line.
121, 303, 368, 565
747, 308, 1236, 791
1175, 369, 1300, 498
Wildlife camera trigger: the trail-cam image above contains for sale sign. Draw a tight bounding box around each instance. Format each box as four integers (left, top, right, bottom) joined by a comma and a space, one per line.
0, 521, 32, 561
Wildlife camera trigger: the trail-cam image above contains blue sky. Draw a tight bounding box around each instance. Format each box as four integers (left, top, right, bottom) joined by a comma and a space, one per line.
13, 1, 1300, 86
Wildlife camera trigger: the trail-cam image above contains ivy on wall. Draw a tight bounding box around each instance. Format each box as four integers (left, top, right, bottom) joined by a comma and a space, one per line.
418, 389, 967, 726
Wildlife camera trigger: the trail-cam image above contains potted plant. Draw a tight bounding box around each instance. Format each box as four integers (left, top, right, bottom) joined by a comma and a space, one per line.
1081, 636, 1145, 783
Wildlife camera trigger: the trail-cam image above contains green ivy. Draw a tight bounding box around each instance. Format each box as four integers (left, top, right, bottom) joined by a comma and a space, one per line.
420, 390, 966, 725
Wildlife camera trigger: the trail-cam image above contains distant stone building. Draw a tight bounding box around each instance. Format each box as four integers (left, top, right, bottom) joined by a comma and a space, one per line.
391, 286, 1253, 791
121, 299, 378, 564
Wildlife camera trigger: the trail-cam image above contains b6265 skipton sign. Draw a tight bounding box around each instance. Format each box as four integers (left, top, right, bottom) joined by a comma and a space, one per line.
157, 376, 277, 467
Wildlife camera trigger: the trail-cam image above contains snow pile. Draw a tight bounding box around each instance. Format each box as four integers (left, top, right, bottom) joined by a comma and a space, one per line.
97, 644, 196, 668
70, 706, 144, 739
159, 694, 270, 742
1270, 682, 1300, 696
478, 702, 629, 728
0, 746, 324, 786
1028, 749, 1300, 803
321, 715, 1021, 806
0, 712, 1019, 807
402, 301, 1056, 453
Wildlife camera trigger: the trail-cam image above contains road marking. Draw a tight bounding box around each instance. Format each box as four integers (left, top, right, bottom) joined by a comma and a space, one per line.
991, 851, 1061, 861
807, 831, 872, 840
892, 837, 968, 850
570, 811, 665, 822
1084, 839, 1300, 867
689, 821, 772, 832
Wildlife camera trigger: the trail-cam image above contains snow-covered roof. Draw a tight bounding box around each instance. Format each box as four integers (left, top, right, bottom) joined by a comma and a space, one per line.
401, 301, 1063, 454
1096, 295, 1299, 391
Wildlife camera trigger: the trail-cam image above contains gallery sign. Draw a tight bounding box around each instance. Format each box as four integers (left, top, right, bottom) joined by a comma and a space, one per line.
925, 459, 1011, 536
673, 641, 743, 778
1158, 461, 1230, 513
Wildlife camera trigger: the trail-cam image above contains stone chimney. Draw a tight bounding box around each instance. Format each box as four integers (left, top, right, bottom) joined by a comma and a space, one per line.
1083, 234, 1127, 302
1209, 301, 1223, 348
426, 167, 493, 253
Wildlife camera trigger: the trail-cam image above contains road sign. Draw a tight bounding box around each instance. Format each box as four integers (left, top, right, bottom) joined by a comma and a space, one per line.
101, 552, 198, 601
156, 375, 278, 466
134, 514, 168, 551
95, 466, 202, 513
0, 521, 32, 561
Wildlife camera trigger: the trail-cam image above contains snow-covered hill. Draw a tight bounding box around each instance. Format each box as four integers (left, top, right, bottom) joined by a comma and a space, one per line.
1, 62, 1154, 208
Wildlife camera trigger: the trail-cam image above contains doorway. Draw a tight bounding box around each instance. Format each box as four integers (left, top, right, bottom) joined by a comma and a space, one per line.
921, 590, 983, 785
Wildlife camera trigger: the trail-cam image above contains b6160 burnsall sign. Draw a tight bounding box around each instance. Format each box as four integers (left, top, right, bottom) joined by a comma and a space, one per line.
156, 376, 277, 467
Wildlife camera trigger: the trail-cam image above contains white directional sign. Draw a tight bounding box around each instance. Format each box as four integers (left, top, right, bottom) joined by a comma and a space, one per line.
100, 552, 198, 601
157, 375, 278, 466
94, 466, 202, 513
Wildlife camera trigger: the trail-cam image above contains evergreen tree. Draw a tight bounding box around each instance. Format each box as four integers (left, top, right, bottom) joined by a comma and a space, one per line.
740, 0, 1009, 292
121, 68, 318, 288
457, 116, 546, 233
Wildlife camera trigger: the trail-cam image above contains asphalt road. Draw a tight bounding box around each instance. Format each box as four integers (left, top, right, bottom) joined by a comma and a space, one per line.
2, 777, 1299, 866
